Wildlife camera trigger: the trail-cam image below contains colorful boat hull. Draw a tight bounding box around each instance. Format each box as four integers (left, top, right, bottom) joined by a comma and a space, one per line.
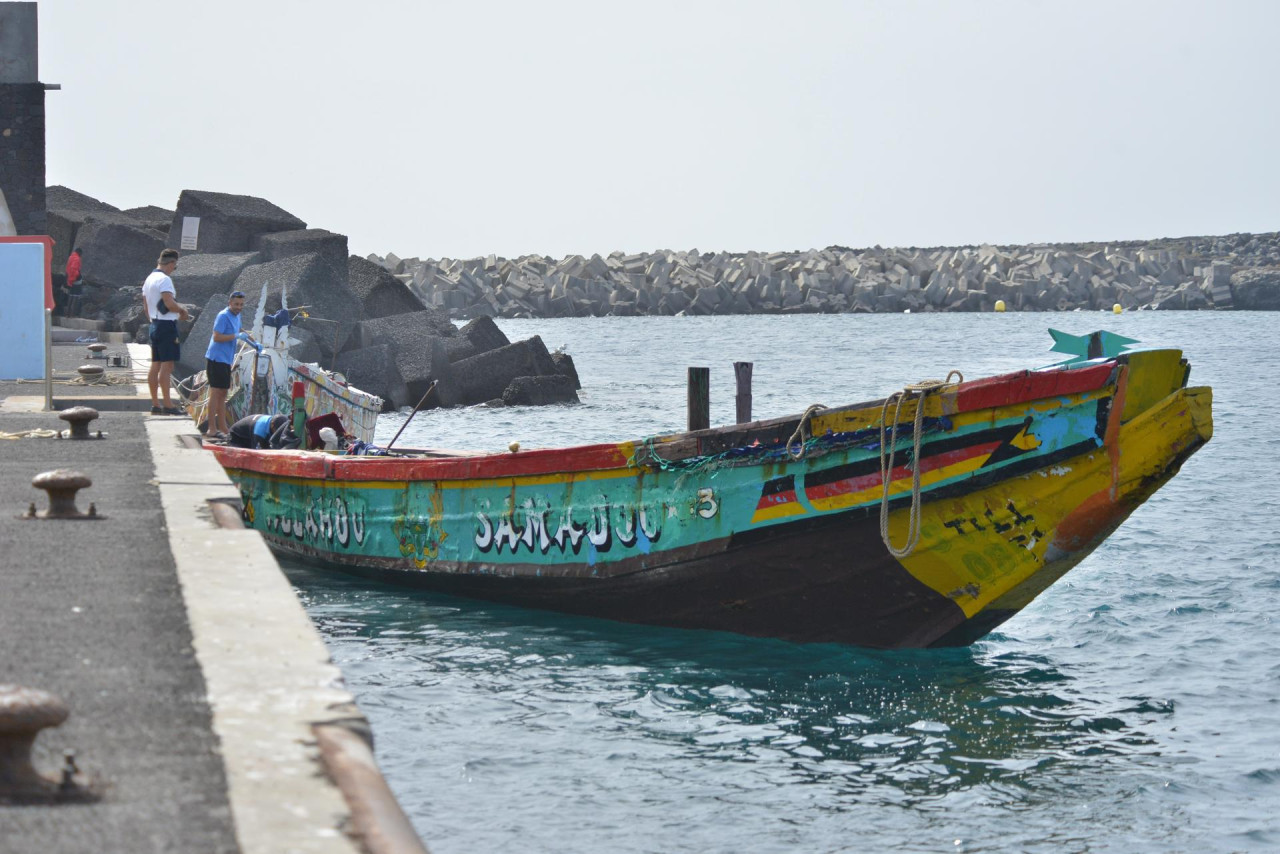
212, 346, 1212, 648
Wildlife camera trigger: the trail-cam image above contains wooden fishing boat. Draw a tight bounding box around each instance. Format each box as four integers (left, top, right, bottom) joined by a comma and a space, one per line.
210, 331, 1212, 648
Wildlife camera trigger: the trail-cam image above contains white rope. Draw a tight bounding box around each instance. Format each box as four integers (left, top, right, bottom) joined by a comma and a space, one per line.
0, 428, 59, 440
786, 404, 828, 460
17, 373, 135, 386
878, 370, 963, 558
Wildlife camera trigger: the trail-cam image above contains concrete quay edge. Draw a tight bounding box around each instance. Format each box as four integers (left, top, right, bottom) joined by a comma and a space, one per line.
142, 347, 427, 854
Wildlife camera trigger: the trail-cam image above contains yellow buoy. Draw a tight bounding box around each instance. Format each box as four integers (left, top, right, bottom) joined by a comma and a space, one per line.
994, 299, 1006, 313
509, 441, 521, 453
1113, 303, 1122, 314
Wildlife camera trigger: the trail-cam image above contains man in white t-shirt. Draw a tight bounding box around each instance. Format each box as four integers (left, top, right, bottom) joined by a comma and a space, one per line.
142, 248, 191, 415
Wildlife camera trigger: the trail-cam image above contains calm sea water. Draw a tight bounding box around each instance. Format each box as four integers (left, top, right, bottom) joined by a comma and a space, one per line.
283, 312, 1280, 853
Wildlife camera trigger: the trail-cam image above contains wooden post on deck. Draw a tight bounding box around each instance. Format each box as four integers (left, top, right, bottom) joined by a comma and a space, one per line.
734, 361, 753, 424
687, 367, 710, 431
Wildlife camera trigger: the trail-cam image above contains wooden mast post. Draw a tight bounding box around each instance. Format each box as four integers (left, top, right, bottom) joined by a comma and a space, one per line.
687, 367, 710, 431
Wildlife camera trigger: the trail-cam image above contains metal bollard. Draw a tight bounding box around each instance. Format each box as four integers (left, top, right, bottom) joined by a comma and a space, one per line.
21, 470, 103, 520
58, 406, 102, 440
0, 684, 69, 800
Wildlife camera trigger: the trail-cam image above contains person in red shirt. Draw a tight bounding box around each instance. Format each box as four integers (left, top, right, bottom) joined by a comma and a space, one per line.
53, 247, 83, 317
65, 247, 83, 286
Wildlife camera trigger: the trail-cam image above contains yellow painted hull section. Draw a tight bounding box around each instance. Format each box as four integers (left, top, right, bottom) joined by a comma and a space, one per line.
890, 384, 1212, 621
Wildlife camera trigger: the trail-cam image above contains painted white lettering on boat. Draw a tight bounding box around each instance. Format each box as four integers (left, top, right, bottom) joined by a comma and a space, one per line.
473, 493, 677, 557
264, 495, 366, 549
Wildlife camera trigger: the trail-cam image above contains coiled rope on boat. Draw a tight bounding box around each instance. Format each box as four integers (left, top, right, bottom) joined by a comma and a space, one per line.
786, 404, 829, 460
878, 371, 963, 558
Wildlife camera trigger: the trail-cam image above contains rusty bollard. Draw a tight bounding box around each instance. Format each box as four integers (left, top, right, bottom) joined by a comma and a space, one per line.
0, 684, 69, 800
22, 470, 102, 520
58, 406, 101, 440
76, 364, 105, 384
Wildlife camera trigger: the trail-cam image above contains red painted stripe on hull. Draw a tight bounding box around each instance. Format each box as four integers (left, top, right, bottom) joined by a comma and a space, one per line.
804, 441, 1002, 502
953, 363, 1113, 413
213, 441, 633, 481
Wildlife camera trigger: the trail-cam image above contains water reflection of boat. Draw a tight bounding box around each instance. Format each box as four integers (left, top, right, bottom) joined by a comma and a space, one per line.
211, 331, 1212, 649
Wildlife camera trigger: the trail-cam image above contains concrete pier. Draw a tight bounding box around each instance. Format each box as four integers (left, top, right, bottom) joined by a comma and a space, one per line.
0, 334, 427, 853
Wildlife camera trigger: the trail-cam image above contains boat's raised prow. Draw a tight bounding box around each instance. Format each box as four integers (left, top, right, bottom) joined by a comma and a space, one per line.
910, 347, 1212, 646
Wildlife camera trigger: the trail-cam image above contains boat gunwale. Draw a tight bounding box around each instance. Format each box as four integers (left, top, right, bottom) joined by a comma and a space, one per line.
209, 359, 1121, 483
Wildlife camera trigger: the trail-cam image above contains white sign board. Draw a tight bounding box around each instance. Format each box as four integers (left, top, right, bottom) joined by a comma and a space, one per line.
180, 216, 201, 251
0, 240, 49, 379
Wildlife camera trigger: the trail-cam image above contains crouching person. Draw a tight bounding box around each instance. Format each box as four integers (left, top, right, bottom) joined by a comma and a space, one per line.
227, 414, 300, 450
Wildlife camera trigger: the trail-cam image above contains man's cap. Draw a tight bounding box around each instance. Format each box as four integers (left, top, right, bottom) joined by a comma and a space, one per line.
229, 290, 246, 299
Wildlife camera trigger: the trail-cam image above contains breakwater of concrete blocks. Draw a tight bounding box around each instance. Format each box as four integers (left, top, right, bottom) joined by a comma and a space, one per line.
371, 232, 1280, 318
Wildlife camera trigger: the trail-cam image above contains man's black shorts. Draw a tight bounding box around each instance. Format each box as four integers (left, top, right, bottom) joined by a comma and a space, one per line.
149, 319, 180, 363
206, 359, 232, 390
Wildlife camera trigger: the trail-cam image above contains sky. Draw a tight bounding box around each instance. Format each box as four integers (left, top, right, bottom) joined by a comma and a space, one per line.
33, 0, 1280, 260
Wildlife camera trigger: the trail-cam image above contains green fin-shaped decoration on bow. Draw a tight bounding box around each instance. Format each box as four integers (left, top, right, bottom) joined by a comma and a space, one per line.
1047, 329, 1141, 365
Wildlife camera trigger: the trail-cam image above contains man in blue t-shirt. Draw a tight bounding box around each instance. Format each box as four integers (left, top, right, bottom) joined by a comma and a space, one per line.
203, 291, 257, 439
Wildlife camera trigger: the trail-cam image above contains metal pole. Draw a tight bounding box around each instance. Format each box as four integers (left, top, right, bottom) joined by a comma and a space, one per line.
386, 381, 438, 450
687, 367, 710, 432
734, 361, 753, 424
43, 308, 52, 411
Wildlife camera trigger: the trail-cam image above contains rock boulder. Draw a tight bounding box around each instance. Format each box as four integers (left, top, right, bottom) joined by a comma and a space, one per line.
254, 229, 349, 274
77, 221, 168, 289
347, 255, 427, 319
342, 313, 458, 408
46, 187, 138, 273
451, 335, 560, 406
123, 205, 175, 233
176, 293, 230, 377
334, 344, 403, 410
458, 315, 509, 354
346, 310, 458, 353
167, 190, 306, 254
501, 375, 579, 406
171, 251, 262, 307
550, 352, 581, 389
1230, 267, 1280, 310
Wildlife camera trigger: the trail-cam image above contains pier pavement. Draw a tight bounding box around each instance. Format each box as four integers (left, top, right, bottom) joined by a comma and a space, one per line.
0, 333, 425, 853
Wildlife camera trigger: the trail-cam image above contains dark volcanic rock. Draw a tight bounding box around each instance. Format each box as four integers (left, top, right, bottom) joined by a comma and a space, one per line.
123, 205, 175, 233
347, 310, 457, 352
451, 335, 559, 406
334, 344, 402, 410
286, 326, 324, 366
346, 255, 427, 319
1230, 267, 1280, 310
77, 221, 168, 288
46, 186, 138, 272
117, 301, 149, 336
343, 313, 458, 408
405, 336, 458, 409
46, 186, 119, 213
501, 375, 579, 406
171, 252, 262, 307
550, 352, 581, 389
231, 253, 363, 361
254, 229, 349, 274
167, 190, 307, 254
458, 315, 509, 354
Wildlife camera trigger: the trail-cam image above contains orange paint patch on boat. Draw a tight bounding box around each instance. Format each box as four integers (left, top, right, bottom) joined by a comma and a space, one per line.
1051, 488, 1121, 553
